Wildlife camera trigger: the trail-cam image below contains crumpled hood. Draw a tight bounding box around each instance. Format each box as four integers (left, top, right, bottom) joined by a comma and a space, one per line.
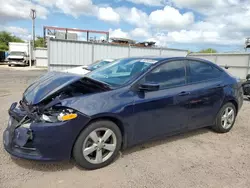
8, 55, 25, 59
23, 71, 83, 105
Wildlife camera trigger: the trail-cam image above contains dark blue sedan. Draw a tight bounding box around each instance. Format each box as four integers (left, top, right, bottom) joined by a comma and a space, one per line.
3, 57, 244, 169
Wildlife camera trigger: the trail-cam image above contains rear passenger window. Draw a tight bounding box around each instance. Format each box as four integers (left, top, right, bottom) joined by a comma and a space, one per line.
188, 60, 222, 83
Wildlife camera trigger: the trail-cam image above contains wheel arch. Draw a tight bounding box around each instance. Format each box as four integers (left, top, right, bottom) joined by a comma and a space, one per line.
88, 115, 127, 149
70, 114, 128, 158
227, 99, 238, 115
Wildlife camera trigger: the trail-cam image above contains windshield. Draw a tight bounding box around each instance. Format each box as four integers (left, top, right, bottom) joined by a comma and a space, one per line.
86, 60, 113, 71
88, 58, 159, 87
10, 51, 26, 56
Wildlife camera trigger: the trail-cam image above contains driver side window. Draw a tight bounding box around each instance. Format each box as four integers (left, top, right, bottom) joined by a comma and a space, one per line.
145, 60, 186, 89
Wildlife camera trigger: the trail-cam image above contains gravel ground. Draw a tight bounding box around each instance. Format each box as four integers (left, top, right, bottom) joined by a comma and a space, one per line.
0, 67, 250, 188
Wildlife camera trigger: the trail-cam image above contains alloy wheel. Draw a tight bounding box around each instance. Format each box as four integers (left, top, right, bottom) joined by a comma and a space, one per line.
221, 107, 235, 129
82, 128, 117, 164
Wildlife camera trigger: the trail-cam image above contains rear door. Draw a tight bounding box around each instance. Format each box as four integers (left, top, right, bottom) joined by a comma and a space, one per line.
186, 60, 225, 129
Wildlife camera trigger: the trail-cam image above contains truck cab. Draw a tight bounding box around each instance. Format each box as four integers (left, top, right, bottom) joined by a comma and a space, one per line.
7, 42, 32, 66
7, 51, 28, 66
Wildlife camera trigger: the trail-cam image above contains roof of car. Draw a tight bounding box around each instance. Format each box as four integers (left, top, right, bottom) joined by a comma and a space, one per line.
123, 56, 171, 61
122, 56, 214, 63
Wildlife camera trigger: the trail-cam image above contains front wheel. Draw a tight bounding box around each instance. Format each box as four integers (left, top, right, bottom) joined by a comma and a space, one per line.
73, 120, 122, 170
212, 102, 236, 133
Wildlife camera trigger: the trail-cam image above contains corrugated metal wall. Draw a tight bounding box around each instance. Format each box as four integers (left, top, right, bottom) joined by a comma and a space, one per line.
48, 39, 188, 71
93, 44, 129, 61
130, 47, 160, 56
35, 48, 48, 67
189, 53, 250, 79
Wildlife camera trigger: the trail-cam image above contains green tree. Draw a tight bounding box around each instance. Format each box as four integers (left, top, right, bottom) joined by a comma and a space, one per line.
199, 48, 217, 53
0, 31, 24, 51
187, 50, 192, 55
35, 36, 45, 48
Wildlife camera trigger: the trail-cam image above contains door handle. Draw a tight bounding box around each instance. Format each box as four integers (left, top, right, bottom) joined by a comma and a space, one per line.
178, 91, 191, 96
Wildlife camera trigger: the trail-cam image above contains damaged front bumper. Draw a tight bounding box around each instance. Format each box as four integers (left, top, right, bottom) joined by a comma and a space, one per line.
3, 102, 90, 161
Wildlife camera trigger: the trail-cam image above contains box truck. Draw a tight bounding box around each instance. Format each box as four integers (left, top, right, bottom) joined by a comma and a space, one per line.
7, 42, 33, 66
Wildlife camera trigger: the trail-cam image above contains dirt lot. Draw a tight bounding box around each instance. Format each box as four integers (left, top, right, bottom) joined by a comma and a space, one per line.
0, 67, 250, 188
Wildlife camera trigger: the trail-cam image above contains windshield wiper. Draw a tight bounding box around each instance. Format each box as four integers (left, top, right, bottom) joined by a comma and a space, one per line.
82, 67, 91, 71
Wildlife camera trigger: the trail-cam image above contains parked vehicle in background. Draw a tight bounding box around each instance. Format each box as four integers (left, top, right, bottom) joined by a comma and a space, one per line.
3, 57, 243, 170
243, 74, 250, 99
64, 59, 115, 75
7, 42, 33, 66
0, 51, 6, 62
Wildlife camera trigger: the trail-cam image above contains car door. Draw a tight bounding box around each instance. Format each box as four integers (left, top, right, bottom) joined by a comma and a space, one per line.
186, 60, 225, 129
132, 60, 192, 143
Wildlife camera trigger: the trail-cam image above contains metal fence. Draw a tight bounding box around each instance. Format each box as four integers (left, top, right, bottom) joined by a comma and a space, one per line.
48, 39, 188, 71
188, 53, 250, 79
35, 48, 48, 67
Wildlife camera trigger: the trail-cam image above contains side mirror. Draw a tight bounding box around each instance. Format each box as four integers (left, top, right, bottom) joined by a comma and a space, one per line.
246, 74, 250, 80
139, 82, 160, 91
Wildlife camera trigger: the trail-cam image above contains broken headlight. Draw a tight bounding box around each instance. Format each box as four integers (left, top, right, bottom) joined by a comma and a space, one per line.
40, 108, 78, 123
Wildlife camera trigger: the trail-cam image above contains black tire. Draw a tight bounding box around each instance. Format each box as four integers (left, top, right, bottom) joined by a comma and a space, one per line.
8, 64, 11, 67
73, 120, 122, 170
248, 97, 250, 100
212, 102, 237, 133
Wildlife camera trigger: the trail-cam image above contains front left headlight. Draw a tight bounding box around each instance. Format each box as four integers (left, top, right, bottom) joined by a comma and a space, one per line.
40, 108, 78, 123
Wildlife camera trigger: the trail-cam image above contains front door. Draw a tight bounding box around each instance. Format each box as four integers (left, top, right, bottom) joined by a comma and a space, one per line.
132, 60, 191, 143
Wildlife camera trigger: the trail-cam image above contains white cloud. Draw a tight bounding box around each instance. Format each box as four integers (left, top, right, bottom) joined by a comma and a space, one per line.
125, 0, 166, 6
148, 29, 244, 47
0, 0, 48, 23
116, 7, 149, 28
97, 7, 120, 23
170, 0, 219, 11
53, 0, 96, 18
35, 0, 96, 18
109, 28, 130, 39
35, 0, 54, 7
130, 28, 151, 38
0, 26, 31, 41
4, 26, 29, 35
149, 6, 194, 30
170, 0, 247, 16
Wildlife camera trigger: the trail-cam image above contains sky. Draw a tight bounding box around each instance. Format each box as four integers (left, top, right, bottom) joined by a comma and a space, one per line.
0, 0, 250, 52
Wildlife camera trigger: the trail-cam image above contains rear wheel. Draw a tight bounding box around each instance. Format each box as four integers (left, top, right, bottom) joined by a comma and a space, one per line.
212, 102, 236, 133
73, 120, 122, 170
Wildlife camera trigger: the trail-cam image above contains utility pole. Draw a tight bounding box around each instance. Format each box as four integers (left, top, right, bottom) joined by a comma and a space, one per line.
30, 9, 36, 48
30, 8, 36, 67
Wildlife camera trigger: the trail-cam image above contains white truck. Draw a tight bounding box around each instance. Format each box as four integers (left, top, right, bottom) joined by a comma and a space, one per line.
7, 42, 33, 66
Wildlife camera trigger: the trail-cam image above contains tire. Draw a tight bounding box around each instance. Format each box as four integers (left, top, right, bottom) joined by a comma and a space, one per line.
73, 120, 122, 170
248, 97, 250, 100
212, 102, 237, 133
